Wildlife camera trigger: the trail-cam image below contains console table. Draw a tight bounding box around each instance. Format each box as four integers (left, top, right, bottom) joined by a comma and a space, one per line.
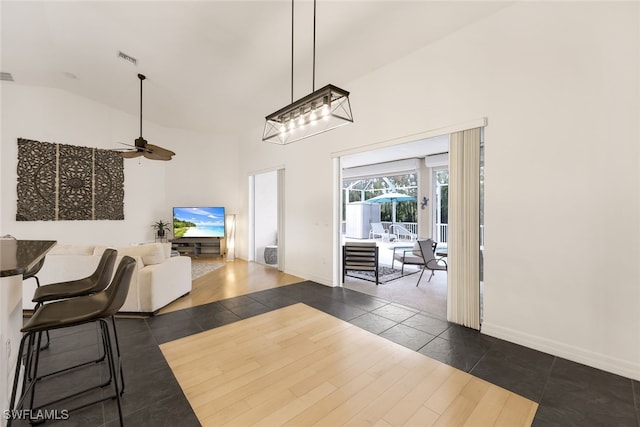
0, 239, 56, 421
171, 238, 221, 257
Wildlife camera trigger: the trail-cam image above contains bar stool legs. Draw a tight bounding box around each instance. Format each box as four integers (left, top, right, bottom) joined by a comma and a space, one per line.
7, 255, 134, 426
24, 259, 51, 350
110, 316, 126, 395
8, 319, 124, 426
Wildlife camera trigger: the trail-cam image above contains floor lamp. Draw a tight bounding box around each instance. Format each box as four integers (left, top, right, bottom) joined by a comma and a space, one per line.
226, 214, 236, 261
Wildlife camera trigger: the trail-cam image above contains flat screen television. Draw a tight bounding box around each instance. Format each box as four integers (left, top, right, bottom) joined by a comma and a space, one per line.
173, 207, 225, 238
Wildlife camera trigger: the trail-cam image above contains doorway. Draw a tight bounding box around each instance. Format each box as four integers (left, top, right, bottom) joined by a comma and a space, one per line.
338, 135, 449, 319
334, 121, 485, 327
249, 168, 284, 270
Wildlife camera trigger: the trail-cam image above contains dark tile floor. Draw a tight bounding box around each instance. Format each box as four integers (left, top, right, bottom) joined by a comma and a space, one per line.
12, 281, 640, 426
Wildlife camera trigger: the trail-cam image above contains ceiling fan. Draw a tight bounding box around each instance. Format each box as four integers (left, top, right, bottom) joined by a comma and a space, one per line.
118, 74, 175, 161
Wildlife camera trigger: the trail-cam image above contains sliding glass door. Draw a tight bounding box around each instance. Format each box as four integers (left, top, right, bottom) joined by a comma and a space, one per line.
433, 167, 449, 245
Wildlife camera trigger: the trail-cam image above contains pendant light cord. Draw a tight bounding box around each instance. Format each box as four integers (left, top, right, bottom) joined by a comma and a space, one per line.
290, 0, 317, 101
312, 0, 316, 92
291, 0, 294, 104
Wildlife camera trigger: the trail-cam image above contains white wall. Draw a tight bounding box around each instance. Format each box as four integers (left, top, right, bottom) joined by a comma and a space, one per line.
238, 2, 640, 380
0, 84, 240, 246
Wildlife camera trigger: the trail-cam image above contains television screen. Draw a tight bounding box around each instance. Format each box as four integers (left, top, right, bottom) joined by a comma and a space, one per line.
173, 207, 225, 238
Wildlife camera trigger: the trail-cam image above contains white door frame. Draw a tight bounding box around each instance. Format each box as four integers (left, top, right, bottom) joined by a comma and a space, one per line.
331, 118, 487, 289
248, 166, 285, 271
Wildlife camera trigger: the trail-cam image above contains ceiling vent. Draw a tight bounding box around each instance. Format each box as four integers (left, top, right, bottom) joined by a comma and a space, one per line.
117, 51, 137, 66
0, 72, 15, 82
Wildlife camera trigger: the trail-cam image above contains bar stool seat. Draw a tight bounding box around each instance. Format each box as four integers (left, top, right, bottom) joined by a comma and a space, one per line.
26, 292, 113, 331
32, 248, 117, 304
8, 256, 136, 427
31, 248, 117, 350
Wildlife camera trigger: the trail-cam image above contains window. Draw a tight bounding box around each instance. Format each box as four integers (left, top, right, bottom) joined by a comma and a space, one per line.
433, 168, 448, 243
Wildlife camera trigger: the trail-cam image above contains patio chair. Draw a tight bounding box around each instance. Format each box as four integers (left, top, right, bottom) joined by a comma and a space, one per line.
389, 224, 417, 241
392, 241, 425, 274
416, 239, 447, 286
369, 223, 395, 242
391, 238, 439, 273
343, 242, 380, 285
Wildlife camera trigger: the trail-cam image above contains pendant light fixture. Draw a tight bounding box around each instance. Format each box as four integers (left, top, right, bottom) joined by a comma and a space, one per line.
262, 0, 353, 145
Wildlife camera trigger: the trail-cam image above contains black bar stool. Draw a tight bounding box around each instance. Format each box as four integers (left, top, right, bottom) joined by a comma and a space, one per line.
32, 248, 117, 350
8, 256, 136, 426
23, 258, 45, 288
32, 248, 117, 304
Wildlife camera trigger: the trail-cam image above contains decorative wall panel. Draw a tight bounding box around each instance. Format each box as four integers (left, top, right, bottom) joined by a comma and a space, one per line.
16, 138, 124, 221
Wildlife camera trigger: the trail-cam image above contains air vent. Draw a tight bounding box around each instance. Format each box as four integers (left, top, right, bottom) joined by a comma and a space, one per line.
0, 72, 14, 82
117, 51, 137, 66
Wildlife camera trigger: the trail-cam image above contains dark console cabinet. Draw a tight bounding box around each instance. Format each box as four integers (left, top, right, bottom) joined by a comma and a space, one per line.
171, 238, 221, 257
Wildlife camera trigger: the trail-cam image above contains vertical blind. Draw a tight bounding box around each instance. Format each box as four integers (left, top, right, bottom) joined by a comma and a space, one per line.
447, 128, 481, 329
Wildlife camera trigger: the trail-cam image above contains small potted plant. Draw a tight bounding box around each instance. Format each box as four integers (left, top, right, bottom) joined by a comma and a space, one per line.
152, 220, 171, 238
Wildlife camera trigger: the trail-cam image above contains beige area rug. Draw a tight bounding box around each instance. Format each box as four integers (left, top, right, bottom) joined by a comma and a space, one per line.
160, 303, 538, 426
191, 259, 225, 280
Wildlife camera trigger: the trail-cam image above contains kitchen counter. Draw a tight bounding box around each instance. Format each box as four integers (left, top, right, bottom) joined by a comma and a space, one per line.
0, 239, 56, 423
1, 239, 57, 277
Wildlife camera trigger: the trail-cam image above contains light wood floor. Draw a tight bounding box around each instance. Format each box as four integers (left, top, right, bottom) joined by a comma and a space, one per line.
158, 259, 303, 315
161, 303, 538, 427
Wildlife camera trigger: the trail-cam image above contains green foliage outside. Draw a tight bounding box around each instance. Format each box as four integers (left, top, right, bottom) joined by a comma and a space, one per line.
343, 174, 418, 222
435, 170, 448, 224
439, 186, 448, 224
173, 217, 196, 238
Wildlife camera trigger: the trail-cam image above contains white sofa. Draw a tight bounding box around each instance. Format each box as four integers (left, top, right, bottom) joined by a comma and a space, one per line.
22, 243, 192, 314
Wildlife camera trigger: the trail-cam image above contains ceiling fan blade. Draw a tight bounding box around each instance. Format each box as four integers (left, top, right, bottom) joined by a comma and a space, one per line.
143, 150, 172, 161
146, 144, 176, 157
120, 150, 144, 158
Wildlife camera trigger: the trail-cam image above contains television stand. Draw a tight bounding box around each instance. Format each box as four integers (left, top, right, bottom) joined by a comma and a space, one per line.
171, 238, 221, 258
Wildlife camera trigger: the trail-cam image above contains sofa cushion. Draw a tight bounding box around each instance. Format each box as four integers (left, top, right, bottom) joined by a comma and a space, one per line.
161, 242, 171, 259
117, 243, 166, 266
48, 244, 94, 256
92, 245, 109, 256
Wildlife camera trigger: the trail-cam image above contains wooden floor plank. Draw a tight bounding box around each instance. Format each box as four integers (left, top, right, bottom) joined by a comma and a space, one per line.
160, 303, 538, 427
424, 369, 473, 414
342, 358, 441, 427
403, 405, 440, 427
283, 372, 379, 427
494, 393, 539, 427
158, 259, 303, 314
382, 363, 458, 425
461, 384, 511, 426
311, 358, 413, 426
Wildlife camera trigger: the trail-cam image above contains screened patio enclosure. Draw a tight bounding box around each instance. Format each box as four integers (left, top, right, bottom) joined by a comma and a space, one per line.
342, 159, 423, 239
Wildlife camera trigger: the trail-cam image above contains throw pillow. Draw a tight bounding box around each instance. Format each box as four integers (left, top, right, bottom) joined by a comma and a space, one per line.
161, 242, 171, 259
92, 245, 108, 256
117, 243, 165, 266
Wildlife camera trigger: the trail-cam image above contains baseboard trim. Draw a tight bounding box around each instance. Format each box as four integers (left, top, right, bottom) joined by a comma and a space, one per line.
481, 322, 640, 381
284, 269, 332, 287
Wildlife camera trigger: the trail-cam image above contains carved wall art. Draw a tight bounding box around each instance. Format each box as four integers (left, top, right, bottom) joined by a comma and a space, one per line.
16, 138, 124, 221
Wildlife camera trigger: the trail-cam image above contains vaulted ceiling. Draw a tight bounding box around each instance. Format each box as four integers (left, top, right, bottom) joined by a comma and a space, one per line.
1, 1, 510, 135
